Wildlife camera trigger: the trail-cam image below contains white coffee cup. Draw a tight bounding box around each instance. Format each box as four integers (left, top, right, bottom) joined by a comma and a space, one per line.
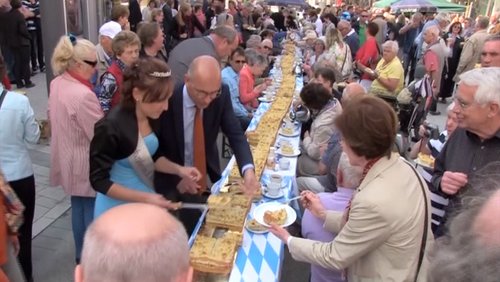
267, 174, 282, 196
279, 158, 290, 170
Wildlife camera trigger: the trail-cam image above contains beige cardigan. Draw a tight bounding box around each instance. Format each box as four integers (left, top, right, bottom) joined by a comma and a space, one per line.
289, 153, 434, 281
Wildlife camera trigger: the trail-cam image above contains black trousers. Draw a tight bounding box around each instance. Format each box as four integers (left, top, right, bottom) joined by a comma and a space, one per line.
28, 30, 45, 70
9, 175, 35, 282
10, 45, 32, 86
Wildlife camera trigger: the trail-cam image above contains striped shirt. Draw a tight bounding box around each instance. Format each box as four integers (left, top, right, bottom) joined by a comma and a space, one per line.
22, 0, 39, 31
417, 131, 448, 233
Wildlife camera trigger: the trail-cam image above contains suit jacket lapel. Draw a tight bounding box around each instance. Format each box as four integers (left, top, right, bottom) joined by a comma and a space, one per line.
173, 85, 185, 163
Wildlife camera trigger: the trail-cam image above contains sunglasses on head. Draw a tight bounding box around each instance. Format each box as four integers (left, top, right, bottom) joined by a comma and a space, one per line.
83, 60, 98, 67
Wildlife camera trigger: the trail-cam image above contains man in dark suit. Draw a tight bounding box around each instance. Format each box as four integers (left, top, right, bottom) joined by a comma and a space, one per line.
155, 56, 259, 233
128, 0, 142, 32
160, 0, 174, 53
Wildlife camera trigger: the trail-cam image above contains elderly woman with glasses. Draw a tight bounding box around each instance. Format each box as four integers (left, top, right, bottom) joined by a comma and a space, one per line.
238, 48, 270, 110
48, 35, 104, 264
222, 47, 253, 130
359, 40, 404, 98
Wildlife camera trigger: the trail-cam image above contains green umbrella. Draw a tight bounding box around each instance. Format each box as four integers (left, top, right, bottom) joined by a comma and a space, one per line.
431, 0, 466, 12
373, 0, 466, 12
373, 0, 398, 8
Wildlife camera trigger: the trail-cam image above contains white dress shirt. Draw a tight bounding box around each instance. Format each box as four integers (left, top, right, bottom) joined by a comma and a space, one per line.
182, 85, 198, 167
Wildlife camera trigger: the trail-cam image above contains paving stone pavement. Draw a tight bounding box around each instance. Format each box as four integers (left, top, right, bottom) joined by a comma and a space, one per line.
17, 72, 75, 281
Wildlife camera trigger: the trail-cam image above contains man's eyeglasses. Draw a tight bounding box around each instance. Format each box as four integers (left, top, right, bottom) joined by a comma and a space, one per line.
361, 14, 369, 18
454, 97, 472, 109
82, 60, 98, 68
195, 87, 222, 98
234, 60, 246, 64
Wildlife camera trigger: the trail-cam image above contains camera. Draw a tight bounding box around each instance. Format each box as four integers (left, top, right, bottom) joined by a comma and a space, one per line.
423, 123, 440, 139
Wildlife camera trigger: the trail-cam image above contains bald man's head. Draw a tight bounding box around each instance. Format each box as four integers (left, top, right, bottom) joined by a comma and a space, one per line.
342, 83, 366, 105
185, 56, 222, 109
473, 190, 500, 246
77, 203, 192, 282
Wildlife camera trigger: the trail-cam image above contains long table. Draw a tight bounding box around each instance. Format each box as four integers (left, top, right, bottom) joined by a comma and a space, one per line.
189, 70, 304, 281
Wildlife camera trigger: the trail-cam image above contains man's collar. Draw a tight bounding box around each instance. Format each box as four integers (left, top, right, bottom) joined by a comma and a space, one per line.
182, 85, 196, 108
347, 29, 355, 36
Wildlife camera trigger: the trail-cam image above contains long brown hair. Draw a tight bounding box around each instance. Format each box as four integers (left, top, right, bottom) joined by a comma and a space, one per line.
121, 57, 173, 109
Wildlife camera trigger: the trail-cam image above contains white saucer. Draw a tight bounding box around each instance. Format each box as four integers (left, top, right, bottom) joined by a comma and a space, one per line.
276, 147, 300, 157
258, 96, 275, 103
263, 188, 284, 199
278, 128, 300, 137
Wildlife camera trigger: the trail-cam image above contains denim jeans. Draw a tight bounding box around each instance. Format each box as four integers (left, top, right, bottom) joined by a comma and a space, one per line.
70, 196, 95, 264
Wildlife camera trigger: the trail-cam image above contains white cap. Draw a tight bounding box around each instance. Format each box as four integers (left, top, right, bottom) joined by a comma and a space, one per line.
99, 21, 122, 39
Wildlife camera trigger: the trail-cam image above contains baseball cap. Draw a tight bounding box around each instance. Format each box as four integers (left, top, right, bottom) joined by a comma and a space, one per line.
341, 12, 351, 21
99, 21, 122, 39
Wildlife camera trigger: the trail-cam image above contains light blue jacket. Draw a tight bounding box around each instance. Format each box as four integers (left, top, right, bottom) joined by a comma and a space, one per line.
0, 85, 40, 181
221, 66, 249, 118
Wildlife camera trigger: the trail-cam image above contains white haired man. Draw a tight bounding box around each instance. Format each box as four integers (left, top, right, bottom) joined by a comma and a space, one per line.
421, 26, 447, 116
414, 12, 449, 61
431, 67, 500, 237
337, 20, 359, 59
75, 203, 193, 282
95, 21, 122, 82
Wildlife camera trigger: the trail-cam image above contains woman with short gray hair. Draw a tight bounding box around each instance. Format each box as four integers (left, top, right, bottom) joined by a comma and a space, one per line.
238, 49, 269, 109
359, 40, 404, 97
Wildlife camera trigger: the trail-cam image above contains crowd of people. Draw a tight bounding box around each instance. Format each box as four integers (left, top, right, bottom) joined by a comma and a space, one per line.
0, 0, 500, 281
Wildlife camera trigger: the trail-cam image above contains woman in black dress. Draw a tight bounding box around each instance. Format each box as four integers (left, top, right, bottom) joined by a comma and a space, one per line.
439, 22, 464, 103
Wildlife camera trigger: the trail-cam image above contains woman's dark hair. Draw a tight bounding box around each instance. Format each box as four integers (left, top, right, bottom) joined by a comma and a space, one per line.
0, 54, 6, 81
367, 22, 379, 36
335, 96, 397, 159
137, 22, 161, 48
121, 57, 173, 109
314, 67, 338, 85
300, 83, 332, 111
10, 0, 22, 9
230, 46, 245, 59
448, 21, 463, 34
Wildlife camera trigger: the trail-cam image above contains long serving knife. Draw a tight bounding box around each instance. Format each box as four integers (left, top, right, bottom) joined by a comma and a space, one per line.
179, 202, 208, 210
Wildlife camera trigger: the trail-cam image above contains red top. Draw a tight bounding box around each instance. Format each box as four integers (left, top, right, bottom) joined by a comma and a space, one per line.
238, 65, 259, 108
355, 36, 380, 81
1, 75, 11, 90
106, 62, 124, 109
423, 51, 438, 73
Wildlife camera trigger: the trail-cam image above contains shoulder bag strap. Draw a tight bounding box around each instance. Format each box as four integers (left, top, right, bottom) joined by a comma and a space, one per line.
404, 161, 429, 282
340, 45, 348, 77
0, 89, 8, 109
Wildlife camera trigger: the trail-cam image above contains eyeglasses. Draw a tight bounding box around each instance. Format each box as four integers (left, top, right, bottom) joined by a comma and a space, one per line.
194, 87, 222, 98
361, 14, 369, 18
82, 60, 98, 67
234, 60, 246, 64
454, 96, 472, 109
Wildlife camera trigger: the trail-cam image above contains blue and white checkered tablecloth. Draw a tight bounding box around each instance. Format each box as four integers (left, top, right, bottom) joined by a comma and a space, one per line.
189, 52, 304, 280
209, 74, 304, 282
